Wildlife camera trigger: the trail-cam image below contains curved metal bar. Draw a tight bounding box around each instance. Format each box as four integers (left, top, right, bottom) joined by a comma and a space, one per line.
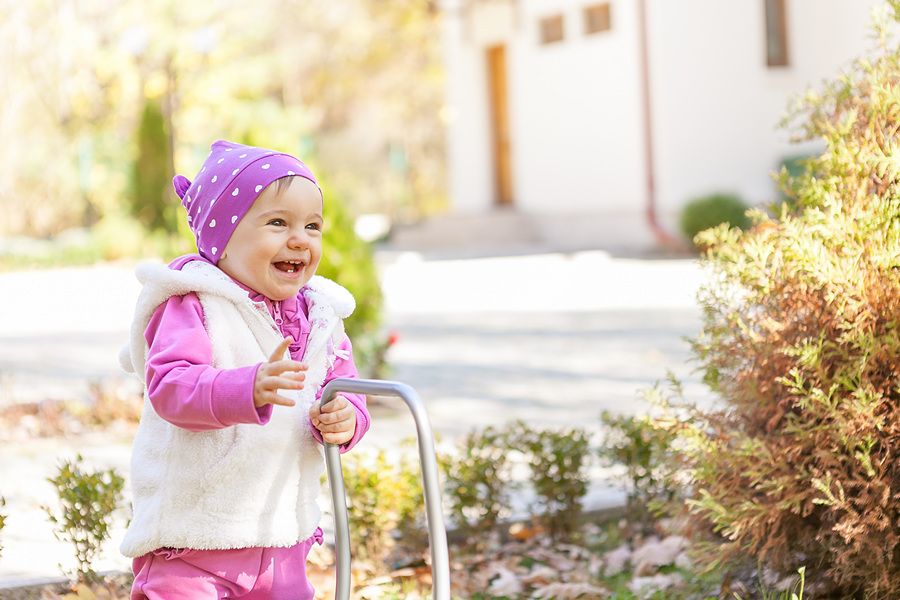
322, 441, 352, 600
320, 378, 451, 600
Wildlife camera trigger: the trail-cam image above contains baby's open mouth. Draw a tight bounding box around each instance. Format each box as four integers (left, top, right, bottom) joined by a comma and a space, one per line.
274, 260, 303, 273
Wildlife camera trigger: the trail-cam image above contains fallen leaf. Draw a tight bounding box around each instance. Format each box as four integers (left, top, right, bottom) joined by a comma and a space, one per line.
521, 565, 558, 586
602, 544, 631, 577
525, 547, 578, 571
487, 565, 525, 596
632, 535, 689, 575
531, 581, 608, 599
628, 572, 685, 597
509, 521, 545, 541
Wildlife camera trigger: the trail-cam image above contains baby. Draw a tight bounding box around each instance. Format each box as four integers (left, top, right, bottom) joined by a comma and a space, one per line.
118, 140, 370, 599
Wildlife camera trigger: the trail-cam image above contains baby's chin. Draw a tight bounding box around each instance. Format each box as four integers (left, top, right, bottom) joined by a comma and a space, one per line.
268, 279, 311, 302
267, 289, 302, 302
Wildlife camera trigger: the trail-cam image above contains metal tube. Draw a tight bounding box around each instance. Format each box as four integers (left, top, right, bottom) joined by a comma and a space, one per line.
320, 378, 451, 600
323, 440, 352, 600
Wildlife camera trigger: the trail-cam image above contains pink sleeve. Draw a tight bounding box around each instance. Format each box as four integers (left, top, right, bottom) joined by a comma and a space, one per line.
144, 293, 272, 432
310, 335, 371, 452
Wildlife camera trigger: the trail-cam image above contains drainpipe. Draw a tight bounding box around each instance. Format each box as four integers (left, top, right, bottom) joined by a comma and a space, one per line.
636, 0, 679, 248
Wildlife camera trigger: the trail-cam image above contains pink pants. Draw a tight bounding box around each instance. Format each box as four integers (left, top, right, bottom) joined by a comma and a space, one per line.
130, 529, 323, 600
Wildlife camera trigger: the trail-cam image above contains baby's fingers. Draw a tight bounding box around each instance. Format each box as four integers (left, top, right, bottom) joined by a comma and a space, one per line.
259, 390, 297, 408
255, 376, 301, 408
313, 396, 355, 426
268, 337, 293, 363
317, 405, 352, 424
266, 360, 308, 379
266, 373, 306, 391
254, 370, 306, 408
320, 394, 350, 414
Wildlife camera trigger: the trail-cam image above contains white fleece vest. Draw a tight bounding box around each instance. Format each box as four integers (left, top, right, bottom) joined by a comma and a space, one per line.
118, 260, 354, 557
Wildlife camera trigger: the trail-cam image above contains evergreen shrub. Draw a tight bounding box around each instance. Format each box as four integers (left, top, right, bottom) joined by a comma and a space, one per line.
507, 421, 591, 540
129, 97, 176, 233
338, 443, 425, 568
777, 153, 818, 208
679, 193, 751, 249
660, 4, 900, 597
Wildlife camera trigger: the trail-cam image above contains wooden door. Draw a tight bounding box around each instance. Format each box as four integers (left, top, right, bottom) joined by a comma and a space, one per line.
487, 45, 513, 206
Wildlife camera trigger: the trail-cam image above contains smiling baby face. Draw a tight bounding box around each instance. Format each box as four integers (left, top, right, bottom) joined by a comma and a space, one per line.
216, 176, 324, 301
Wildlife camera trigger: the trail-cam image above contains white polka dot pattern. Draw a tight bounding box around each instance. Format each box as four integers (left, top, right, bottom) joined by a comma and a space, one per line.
173, 140, 321, 264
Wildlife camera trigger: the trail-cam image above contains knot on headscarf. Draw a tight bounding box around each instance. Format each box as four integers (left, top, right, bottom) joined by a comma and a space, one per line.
173, 175, 192, 200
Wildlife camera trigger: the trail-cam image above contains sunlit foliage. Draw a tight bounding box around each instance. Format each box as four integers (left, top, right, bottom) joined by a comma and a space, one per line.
0, 0, 445, 238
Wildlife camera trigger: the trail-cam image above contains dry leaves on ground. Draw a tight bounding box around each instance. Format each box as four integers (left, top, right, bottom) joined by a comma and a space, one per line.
444, 521, 695, 600
34, 522, 701, 600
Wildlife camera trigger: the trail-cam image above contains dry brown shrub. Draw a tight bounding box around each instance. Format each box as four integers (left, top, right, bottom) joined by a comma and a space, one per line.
661, 3, 900, 598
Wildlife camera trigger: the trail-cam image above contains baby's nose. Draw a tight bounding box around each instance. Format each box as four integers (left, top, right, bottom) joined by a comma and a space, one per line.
288, 229, 309, 248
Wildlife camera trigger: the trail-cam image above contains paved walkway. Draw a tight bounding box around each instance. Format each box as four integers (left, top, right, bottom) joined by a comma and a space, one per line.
0, 248, 709, 584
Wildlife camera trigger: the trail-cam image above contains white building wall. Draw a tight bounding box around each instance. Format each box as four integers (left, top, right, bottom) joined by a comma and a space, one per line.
649, 0, 880, 226
511, 0, 645, 215
441, 0, 882, 246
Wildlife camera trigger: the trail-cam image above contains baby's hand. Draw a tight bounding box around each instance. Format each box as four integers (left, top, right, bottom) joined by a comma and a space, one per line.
309, 394, 357, 445
254, 338, 308, 408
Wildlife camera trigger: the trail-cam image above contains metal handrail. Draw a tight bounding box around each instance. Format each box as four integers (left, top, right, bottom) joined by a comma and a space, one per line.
320, 378, 451, 600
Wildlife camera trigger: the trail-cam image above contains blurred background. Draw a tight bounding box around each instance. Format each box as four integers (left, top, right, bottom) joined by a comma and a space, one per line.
0, 0, 445, 263
0, 0, 883, 261
0, 0, 890, 587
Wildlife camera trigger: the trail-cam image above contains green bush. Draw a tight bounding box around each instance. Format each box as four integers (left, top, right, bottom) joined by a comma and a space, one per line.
679, 193, 751, 248
45, 455, 125, 583
314, 177, 384, 374
507, 421, 591, 540
598, 407, 681, 530
441, 422, 592, 541
659, 4, 900, 597
129, 97, 177, 234
775, 154, 818, 210
441, 426, 514, 543
338, 443, 425, 568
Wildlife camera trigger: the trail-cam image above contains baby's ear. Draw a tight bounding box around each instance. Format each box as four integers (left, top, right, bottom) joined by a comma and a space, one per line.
173, 175, 192, 200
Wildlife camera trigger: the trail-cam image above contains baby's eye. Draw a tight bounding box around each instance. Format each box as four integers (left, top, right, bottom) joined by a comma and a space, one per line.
306, 222, 322, 231
268, 218, 287, 227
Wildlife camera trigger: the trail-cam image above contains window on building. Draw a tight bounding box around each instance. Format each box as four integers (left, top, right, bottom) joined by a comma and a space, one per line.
539, 14, 564, 44
765, 0, 789, 66
584, 3, 611, 35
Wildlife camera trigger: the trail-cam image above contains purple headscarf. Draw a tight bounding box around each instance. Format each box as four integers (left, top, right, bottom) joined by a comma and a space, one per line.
173, 140, 320, 264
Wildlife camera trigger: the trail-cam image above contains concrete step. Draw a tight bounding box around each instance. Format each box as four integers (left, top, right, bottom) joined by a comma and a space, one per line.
385, 210, 686, 258
389, 210, 538, 248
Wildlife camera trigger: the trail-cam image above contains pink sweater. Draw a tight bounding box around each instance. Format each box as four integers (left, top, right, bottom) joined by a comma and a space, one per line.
143, 261, 369, 449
